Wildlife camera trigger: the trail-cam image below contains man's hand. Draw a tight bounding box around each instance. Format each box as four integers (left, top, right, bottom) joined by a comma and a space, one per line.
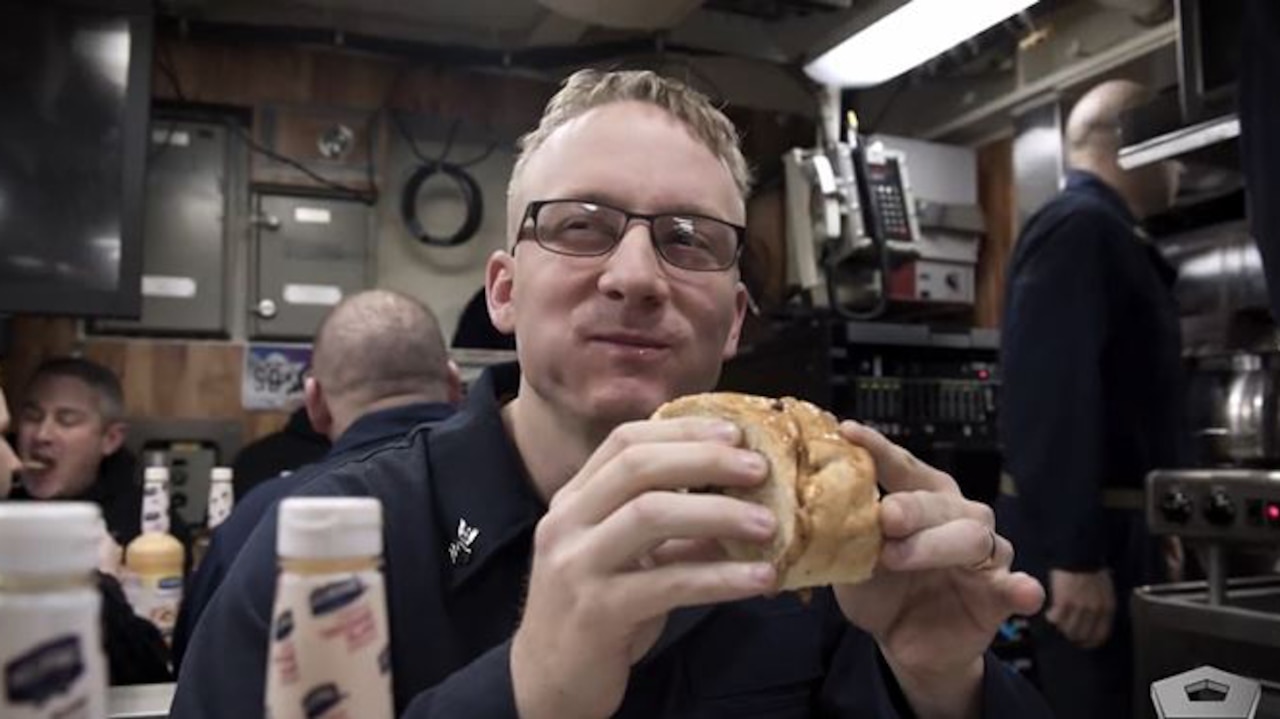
511, 418, 778, 719
1162, 536, 1184, 583
834, 422, 1045, 719
98, 525, 123, 578
1046, 569, 1115, 649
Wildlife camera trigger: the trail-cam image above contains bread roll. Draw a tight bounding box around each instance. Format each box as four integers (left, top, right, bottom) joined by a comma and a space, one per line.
652, 393, 881, 590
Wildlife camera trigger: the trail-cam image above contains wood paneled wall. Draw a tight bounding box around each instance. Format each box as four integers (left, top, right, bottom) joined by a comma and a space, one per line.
975, 136, 1017, 329
1, 318, 289, 444
155, 39, 556, 123
153, 36, 559, 193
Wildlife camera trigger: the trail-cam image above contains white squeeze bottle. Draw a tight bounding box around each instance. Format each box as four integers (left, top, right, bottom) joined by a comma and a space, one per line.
207, 466, 235, 530
0, 503, 108, 719
265, 497, 393, 719
122, 466, 186, 643
192, 466, 235, 569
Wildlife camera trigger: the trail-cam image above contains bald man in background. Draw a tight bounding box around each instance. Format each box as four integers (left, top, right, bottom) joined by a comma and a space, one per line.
997, 80, 1185, 718
172, 290, 461, 668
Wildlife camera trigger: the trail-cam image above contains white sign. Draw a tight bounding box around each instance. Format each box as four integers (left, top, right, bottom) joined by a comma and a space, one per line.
141, 275, 197, 299
283, 284, 343, 307
294, 207, 332, 224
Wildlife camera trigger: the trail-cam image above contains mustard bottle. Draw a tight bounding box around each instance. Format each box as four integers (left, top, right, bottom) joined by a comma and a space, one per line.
122, 466, 185, 643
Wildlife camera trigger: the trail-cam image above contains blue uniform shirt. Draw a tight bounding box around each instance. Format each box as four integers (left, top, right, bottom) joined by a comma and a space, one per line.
172, 401, 455, 669
999, 170, 1185, 577
172, 365, 1050, 718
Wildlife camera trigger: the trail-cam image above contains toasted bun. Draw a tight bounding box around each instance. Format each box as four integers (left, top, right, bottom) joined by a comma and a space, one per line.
652, 393, 881, 590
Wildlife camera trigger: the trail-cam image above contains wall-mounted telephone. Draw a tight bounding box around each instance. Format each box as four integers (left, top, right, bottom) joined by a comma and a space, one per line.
782, 115, 922, 319
783, 97, 982, 318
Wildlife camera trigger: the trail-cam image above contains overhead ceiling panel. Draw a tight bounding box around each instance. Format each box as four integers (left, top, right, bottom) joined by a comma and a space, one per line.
184, 0, 549, 47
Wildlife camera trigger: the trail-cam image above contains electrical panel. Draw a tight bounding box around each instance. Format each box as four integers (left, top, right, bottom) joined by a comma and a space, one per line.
250, 193, 372, 340
95, 120, 232, 335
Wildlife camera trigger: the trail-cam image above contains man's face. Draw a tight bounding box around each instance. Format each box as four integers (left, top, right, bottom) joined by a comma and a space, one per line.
0, 389, 19, 498
488, 101, 748, 428
16, 375, 124, 499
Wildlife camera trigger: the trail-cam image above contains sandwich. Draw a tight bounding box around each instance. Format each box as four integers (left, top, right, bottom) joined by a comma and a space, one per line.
652, 392, 881, 591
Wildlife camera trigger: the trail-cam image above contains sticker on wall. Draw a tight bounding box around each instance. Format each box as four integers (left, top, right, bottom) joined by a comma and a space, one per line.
283, 283, 343, 307
141, 275, 197, 299
242, 343, 312, 411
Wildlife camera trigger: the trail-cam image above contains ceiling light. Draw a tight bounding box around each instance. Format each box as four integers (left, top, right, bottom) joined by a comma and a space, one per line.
805, 0, 1040, 88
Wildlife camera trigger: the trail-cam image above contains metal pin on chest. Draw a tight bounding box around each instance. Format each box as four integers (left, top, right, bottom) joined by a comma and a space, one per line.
448, 518, 480, 566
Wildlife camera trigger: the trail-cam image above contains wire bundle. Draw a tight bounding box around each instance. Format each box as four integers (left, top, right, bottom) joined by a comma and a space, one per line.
394, 113, 495, 247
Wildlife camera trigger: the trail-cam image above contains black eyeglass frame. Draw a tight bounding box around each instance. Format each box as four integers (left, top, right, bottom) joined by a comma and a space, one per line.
515, 199, 746, 272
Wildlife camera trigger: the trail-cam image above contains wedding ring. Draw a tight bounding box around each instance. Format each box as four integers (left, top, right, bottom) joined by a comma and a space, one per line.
971, 527, 998, 571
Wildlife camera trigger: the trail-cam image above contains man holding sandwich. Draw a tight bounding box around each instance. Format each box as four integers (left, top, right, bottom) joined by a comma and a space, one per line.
173, 69, 1050, 718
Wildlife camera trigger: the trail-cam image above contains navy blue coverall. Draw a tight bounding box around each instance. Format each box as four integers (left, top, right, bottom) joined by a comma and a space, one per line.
998, 170, 1185, 718
173, 364, 1052, 718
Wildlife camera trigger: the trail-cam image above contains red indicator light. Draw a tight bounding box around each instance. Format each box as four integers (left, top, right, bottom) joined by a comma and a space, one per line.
978, 369, 990, 380
1267, 504, 1280, 521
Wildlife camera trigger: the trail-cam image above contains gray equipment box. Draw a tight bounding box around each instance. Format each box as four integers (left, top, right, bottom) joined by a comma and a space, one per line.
250, 193, 372, 340
97, 120, 234, 335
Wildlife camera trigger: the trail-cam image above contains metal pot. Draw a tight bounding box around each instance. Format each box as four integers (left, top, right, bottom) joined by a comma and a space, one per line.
1201, 354, 1280, 463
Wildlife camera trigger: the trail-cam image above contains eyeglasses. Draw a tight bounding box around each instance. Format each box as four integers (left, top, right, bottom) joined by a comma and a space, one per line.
516, 199, 745, 272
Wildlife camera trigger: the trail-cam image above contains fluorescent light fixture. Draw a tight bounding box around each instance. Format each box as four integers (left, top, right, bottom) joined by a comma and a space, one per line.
805, 0, 1040, 88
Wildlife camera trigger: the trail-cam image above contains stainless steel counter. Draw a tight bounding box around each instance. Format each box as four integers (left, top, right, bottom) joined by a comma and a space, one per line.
1133, 576, 1280, 718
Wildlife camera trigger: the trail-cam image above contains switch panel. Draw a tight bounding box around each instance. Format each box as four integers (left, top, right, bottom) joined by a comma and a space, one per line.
1147, 469, 1280, 543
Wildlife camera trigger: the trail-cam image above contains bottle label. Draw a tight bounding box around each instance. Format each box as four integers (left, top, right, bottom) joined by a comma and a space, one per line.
207, 482, 234, 530
0, 589, 106, 719
266, 569, 393, 719
121, 571, 183, 643
141, 481, 170, 535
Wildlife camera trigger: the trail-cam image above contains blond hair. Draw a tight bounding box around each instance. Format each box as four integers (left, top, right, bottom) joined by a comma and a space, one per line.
509, 69, 752, 203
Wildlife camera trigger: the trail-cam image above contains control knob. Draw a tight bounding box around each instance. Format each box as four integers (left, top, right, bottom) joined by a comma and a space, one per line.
1204, 489, 1236, 526
1160, 489, 1193, 524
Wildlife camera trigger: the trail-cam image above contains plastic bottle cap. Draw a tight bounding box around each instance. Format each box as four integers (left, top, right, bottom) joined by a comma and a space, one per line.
144, 466, 170, 483
277, 497, 382, 560
125, 532, 186, 573
211, 467, 233, 482
0, 502, 103, 575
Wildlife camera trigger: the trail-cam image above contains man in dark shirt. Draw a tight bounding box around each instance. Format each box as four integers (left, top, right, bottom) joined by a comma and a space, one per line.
2, 381, 172, 686
998, 80, 1185, 718
453, 287, 517, 350
173, 290, 460, 667
12, 357, 191, 553
174, 69, 1050, 718
230, 407, 330, 501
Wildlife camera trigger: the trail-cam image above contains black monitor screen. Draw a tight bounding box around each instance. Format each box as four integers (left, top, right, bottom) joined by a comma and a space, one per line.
0, 1, 150, 318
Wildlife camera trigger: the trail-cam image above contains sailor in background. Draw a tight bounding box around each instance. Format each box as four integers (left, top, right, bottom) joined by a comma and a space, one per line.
1, 384, 171, 685
998, 79, 1186, 719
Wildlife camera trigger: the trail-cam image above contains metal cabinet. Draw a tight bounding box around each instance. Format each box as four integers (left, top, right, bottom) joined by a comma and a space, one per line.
250, 193, 372, 340
96, 120, 232, 335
